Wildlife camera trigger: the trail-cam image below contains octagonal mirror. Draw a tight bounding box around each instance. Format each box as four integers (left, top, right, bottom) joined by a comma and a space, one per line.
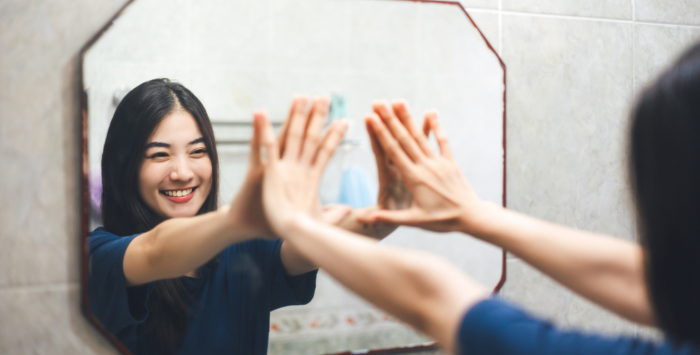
80, 0, 506, 354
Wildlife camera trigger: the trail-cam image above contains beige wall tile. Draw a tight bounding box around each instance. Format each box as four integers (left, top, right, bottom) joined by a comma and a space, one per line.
635, 0, 700, 26
634, 24, 700, 92
502, 0, 632, 20
502, 14, 636, 241
0, 285, 119, 355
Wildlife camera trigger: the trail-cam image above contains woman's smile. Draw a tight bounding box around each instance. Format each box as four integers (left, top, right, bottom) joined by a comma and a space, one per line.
160, 186, 198, 203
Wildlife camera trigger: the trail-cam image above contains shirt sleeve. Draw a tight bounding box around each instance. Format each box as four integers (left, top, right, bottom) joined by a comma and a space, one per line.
268, 239, 318, 310
457, 298, 699, 355
88, 230, 154, 336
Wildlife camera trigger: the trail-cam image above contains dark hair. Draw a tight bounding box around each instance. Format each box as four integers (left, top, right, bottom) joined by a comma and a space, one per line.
630, 41, 700, 345
101, 78, 219, 354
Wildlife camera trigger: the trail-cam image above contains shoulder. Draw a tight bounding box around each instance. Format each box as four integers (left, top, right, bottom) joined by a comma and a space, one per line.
458, 298, 700, 355
88, 227, 141, 256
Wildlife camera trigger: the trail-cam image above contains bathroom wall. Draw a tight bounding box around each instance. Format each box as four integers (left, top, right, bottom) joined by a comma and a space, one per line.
2, 0, 700, 354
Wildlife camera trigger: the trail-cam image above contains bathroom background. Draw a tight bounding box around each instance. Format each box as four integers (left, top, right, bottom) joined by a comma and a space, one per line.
2, 0, 699, 354
82, 1, 506, 353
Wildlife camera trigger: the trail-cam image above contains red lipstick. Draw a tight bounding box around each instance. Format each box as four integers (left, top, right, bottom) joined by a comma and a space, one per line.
161, 188, 196, 204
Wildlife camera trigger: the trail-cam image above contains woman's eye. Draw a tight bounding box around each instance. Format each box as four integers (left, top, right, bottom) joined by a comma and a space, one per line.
148, 152, 168, 159
192, 149, 207, 155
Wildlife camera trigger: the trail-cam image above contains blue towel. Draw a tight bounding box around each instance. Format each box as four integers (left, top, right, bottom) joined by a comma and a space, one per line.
337, 164, 376, 209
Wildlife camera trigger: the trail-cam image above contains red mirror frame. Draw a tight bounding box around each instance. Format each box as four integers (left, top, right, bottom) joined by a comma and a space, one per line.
78, 1, 506, 353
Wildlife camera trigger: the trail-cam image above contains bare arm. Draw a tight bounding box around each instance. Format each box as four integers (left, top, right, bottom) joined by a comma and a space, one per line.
257, 112, 488, 353
357, 101, 655, 326
123, 206, 250, 286
474, 204, 651, 325
287, 215, 488, 354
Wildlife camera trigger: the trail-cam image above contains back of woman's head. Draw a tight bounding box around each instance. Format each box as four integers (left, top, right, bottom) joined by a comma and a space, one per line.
630, 41, 700, 344
101, 78, 219, 236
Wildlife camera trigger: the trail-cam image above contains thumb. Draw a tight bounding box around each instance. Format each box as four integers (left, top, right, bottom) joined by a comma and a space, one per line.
320, 204, 353, 225
356, 208, 418, 225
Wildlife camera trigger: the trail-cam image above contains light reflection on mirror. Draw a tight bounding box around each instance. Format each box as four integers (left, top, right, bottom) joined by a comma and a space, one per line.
82, 0, 504, 354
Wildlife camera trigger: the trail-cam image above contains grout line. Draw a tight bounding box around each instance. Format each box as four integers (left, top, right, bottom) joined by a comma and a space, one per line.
632, 0, 636, 21
462, 8, 700, 29
498, 0, 503, 54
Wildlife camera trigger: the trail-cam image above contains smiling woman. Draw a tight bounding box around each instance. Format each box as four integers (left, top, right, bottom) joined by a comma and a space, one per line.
88, 78, 350, 355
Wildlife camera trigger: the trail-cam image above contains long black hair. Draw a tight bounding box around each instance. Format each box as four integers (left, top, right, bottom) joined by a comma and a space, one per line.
101, 78, 219, 354
630, 41, 700, 345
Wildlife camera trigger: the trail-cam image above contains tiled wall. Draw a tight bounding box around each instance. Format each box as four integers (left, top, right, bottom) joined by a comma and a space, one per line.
462, 0, 700, 339
2, 0, 700, 354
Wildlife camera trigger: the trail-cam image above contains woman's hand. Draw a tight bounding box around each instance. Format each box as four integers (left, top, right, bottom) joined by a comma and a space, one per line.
357, 101, 493, 235
367, 104, 413, 211
257, 97, 348, 235
225, 117, 272, 239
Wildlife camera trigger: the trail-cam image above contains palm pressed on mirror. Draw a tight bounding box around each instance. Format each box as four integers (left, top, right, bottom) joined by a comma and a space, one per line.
79, 0, 506, 354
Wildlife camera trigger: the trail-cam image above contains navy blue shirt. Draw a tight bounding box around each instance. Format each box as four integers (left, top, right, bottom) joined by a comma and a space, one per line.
88, 228, 317, 355
459, 298, 700, 355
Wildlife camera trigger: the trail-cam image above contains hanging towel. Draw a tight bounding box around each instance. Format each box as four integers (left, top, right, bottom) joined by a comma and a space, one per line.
337, 164, 376, 209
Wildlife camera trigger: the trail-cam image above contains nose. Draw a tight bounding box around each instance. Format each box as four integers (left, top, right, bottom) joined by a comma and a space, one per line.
169, 156, 194, 182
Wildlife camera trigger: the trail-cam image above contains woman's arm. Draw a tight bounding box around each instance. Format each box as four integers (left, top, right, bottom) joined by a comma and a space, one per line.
287, 215, 488, 354
257, 110, 488, 353
123, 206, 250, 286
357, 101, 655, 326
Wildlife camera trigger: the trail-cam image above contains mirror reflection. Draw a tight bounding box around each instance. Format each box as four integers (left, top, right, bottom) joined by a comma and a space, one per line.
82, 0, 504, 354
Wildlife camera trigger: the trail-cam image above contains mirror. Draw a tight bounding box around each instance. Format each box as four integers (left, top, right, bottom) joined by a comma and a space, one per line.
80, 0, 505, 354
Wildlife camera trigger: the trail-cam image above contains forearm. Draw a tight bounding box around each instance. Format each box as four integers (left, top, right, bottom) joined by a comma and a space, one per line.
340, 205, 398, 239
472, 203, 653, 325
284, 215, 488, 352
124, 207, 249, 286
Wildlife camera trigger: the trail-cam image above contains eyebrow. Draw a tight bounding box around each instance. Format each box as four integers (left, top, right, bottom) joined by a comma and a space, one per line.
145, 137, 205, 149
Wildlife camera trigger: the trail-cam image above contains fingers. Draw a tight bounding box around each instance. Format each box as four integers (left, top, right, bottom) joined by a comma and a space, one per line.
373, 101, 424, 162
312, 119, 348, 172
422, 113, 431, 137
301, 96, 331, 163
356, 208, 418, 225
391, 101, 435, 157
366, 113, 415, 176
259, 111, 279, 165
283, 96, 310, 160
276, 115, 290, 157
320, 204, 353, 225
425, 112, 453, 159
365, 116, 390, 182
250, 110, 266, 165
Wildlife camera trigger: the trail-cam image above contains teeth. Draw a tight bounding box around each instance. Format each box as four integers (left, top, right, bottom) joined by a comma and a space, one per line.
164, 188, 193, 197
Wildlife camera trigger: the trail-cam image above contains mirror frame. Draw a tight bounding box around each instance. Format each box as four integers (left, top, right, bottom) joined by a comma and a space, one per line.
78, 1, 507, 353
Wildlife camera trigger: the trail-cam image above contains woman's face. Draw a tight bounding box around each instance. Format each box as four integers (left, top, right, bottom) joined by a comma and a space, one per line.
139, 109, 213, 219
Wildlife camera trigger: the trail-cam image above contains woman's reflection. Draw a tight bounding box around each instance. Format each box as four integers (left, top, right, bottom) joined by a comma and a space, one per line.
87, 78, 397, 355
